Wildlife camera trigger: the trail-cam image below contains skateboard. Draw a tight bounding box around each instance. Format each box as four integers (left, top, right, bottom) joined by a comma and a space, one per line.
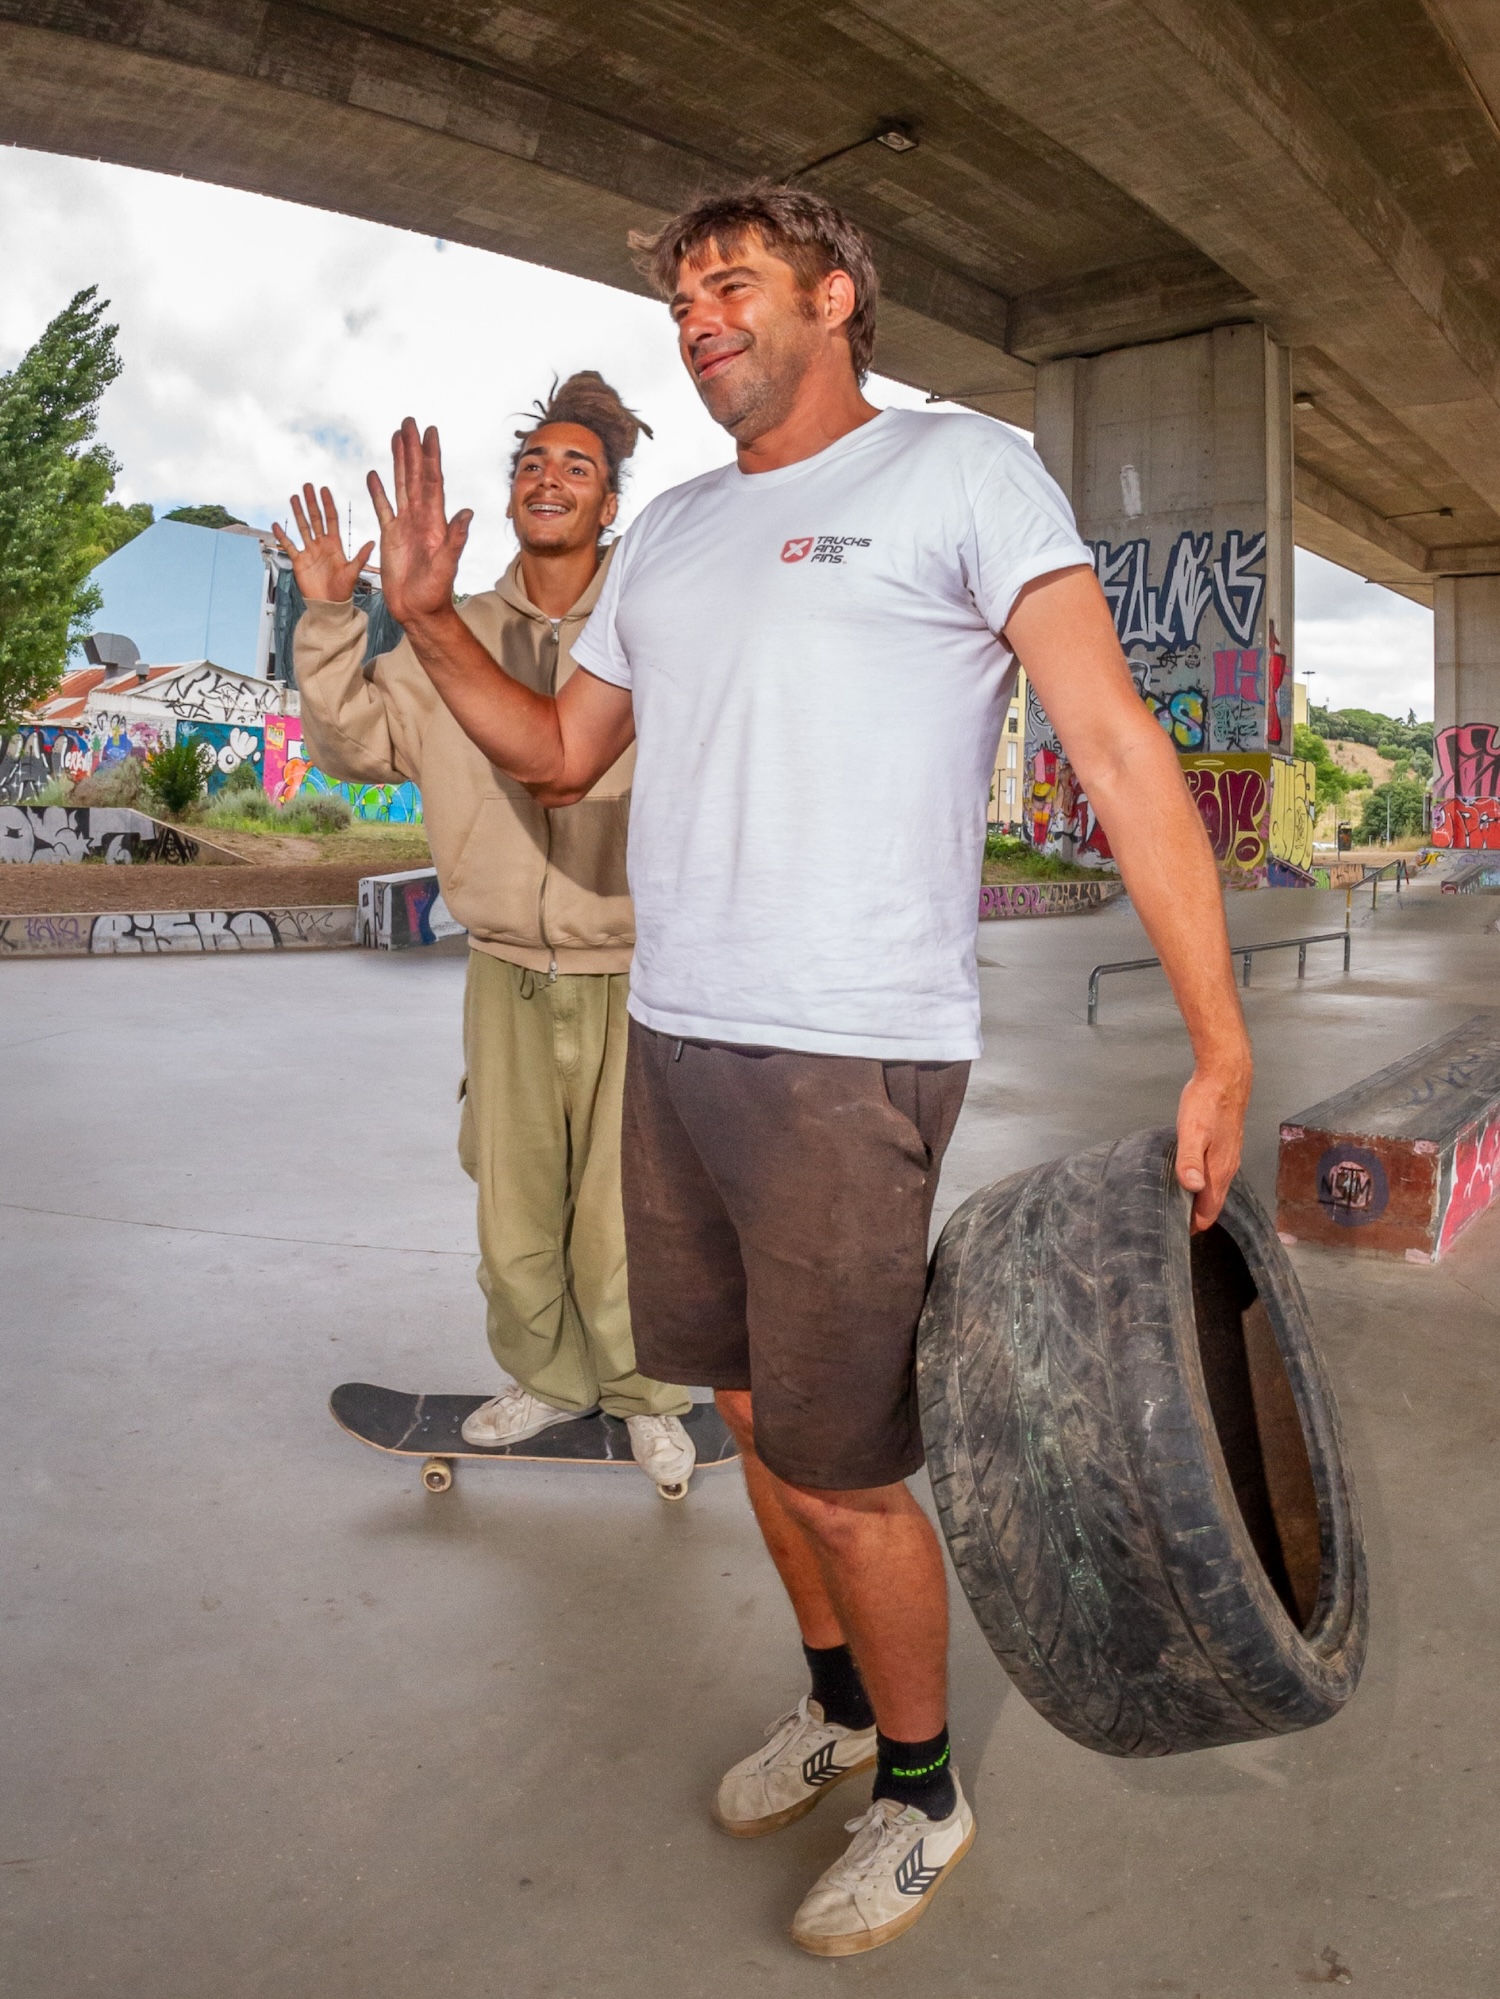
329, 1382, 739, 1498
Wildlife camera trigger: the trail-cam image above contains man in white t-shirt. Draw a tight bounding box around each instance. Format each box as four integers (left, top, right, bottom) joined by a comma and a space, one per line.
363, 184, 1252, 1957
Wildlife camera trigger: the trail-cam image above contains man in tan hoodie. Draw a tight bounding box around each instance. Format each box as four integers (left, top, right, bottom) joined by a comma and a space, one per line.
273, 374, 697, 1496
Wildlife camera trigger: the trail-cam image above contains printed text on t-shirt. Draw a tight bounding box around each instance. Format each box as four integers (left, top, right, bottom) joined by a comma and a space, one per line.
780, 535, 873, 565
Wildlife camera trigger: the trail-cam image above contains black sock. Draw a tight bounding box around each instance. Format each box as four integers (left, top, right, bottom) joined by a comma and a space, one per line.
802, 1642, 875, 1731
873, 1726, 957, 1820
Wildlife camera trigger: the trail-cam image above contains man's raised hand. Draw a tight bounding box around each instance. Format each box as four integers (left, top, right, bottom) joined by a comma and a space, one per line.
271, 485, 373, 605
367, 419, 474, 628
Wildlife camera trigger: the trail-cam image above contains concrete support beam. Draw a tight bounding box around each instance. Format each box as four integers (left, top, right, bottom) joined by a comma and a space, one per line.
1432, 574, 1500, 849
1028, 325, 1300, 881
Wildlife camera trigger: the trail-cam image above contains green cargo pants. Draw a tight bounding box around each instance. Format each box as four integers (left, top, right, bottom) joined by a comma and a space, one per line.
458, 950, 690, 1419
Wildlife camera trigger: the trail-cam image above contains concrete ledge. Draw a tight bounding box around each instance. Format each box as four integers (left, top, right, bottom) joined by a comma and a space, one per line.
357, 868, 464, 950
979, 878, 1125, 919
0, 906, 356, 958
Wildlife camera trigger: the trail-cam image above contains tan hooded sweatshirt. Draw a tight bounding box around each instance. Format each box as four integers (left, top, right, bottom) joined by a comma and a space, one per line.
292, 549, 632, 974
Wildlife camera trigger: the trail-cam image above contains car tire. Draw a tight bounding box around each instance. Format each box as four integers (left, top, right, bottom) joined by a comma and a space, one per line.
918, 1126, 1367, 1756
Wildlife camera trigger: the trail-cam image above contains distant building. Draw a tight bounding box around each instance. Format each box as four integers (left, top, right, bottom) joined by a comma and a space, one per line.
78, 518, 278, 681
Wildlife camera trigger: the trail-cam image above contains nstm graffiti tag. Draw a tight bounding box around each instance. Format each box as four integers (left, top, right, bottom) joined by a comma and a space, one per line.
1316, 1144, 1390, 1228
780, 535, 872, 565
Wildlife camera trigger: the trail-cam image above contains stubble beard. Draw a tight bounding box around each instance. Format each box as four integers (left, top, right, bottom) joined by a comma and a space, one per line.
696, 330, 815, 443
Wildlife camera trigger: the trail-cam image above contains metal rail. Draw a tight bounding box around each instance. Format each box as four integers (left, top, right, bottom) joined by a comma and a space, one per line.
1086, 931, 1352, 1025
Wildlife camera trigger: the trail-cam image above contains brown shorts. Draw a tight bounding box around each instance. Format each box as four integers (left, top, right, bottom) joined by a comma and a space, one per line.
620, 1021, 969, 1491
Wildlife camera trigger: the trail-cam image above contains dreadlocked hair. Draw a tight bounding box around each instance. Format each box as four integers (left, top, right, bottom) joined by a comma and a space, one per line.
510, 371, 652, 492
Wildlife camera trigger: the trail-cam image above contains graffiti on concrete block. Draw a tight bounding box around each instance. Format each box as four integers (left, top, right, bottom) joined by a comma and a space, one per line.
1270, 757, 1317, 874
1433, 723, 1500, 802
1438, 1114, 1500, 1254
1026, 747, 1112, 863
978, 880, 1123, 920
1181, 753, 1270, 884
1090, 528, 1266, 650
1431, 797, 1500, 850
0, 906, 354, 956
1144, 686, 1206, 750
0, 805, 196, 865
1266, 627, 1290, 749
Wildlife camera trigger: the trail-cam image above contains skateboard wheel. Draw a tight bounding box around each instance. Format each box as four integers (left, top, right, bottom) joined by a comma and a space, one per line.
656, 1479, 690, 1502
421, 1456, 454, 1493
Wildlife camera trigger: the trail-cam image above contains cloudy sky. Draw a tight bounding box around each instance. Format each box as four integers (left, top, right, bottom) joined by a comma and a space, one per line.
0, 144, 1436, 719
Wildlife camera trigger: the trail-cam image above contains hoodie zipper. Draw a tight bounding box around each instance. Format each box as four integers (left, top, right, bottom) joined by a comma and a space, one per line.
538, 619, 561, 983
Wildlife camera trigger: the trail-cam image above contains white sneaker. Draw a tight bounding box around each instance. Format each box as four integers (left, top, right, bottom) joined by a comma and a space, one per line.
625, 1413, 696, 1499
790, 1779, 975, 1957
460, 1384, 586, 1448
713, 1696, 877, 1838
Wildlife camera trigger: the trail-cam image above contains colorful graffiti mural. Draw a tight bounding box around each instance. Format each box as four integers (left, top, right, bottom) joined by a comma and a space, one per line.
0, 726, 92, 801
1433, 722, 1500, 802
1270, 757, 1317, 874
178, 721, 264, 794
1181, 754, 1270, 886
1439, 1115, 1500, 1255
1431, 798, 1500, 851
301, 767, 423, 824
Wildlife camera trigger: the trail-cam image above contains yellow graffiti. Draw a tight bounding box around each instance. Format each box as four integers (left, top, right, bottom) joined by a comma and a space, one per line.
1270, 757, 1316, 873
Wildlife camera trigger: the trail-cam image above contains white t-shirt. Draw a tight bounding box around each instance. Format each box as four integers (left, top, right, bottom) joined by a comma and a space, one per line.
573, 406, 1090, 1060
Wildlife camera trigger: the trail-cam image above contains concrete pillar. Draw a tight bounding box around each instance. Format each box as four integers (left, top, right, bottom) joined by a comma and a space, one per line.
1028, 324, 1300, 882
1432, 575, 1500, 851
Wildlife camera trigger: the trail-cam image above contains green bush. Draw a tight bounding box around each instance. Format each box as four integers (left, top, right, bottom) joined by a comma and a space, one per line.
222, 756, 262, 795
141, 736, 206, 815
304, 791, 352, 831
71, 755, 145, 806
204, 787, 273, 826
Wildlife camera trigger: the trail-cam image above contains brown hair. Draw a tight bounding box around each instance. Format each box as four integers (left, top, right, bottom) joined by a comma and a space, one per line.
510, 371, 652, 492
630, 181, 879, 382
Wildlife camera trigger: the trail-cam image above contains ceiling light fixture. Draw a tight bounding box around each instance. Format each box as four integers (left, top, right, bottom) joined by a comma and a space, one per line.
1293, 392, 1316, 409
789, 122, 920, 181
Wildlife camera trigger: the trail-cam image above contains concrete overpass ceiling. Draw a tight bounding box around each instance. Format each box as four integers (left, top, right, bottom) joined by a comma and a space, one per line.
2, 0, 1498, 601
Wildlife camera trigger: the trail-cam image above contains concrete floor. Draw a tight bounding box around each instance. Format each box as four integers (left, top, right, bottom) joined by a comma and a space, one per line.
3, 883, 1497, 1998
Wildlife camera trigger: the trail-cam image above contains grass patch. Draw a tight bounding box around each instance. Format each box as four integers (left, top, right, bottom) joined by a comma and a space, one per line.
982, 833, 1112, 883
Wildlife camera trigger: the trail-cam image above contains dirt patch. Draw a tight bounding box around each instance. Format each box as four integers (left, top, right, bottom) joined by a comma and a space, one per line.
1325, 739, 1395, 782
0, 864, 370, 915
176, 823, 432, 869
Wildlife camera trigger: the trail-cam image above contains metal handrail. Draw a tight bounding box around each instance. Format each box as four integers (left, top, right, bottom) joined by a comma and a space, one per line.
1087, 931, 1352, 1025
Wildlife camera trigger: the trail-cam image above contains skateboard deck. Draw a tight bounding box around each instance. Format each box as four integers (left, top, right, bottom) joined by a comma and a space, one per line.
330, 1382, 739, 1494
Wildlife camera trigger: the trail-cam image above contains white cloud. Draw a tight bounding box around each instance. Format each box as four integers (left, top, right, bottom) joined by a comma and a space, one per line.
1294, 550, 1434, 722
0, 146, 949, 594
0, 143, 1440, 724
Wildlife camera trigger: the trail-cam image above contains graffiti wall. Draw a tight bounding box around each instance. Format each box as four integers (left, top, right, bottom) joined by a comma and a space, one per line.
1, 727, 93, 801
0, 906, 356, 957
1180, 754, 1271, 887
0, 806, 198, 865
1270, 757, 1317, 874
87, 710, 172, 769
178, 721, 264, 794
1432, 798, 1500, 850
977, 879, 1125, 920
1026, 517, 1289, 877
300, 766, 423, 824
148, 663, 282, 726
1431, 723, 1500, 849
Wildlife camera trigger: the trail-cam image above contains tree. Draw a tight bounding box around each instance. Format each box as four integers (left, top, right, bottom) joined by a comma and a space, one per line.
166, 503, 244, 530
1295, 722, 1363, 813
1357, 774, 1426, 844
0, 286, 124, 728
